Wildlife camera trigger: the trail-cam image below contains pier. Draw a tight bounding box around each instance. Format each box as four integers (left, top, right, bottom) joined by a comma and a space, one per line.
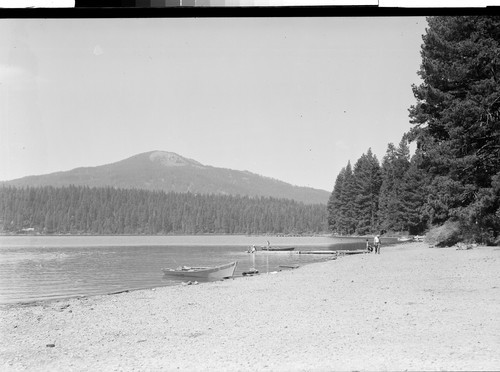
295, 250, 368, 255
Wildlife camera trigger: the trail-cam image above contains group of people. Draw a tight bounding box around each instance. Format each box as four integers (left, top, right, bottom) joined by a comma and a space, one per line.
366, 235, 381, 254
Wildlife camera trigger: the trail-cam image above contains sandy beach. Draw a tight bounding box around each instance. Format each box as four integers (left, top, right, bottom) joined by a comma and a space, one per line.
1, 242, 499, 371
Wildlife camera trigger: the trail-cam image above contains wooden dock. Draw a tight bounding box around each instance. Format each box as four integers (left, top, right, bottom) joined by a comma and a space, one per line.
296, 250, 338, 255
296, 250, 368, 255
337, 249, 368, 255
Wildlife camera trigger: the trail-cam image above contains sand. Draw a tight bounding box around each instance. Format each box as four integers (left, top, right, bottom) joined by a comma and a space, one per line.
1, 242, 499, 371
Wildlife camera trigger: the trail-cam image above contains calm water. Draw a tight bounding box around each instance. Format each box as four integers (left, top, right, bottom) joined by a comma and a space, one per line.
0, 235, 385, 304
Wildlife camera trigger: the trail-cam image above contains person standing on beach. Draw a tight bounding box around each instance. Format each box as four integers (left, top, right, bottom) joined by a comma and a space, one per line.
374, 235, 381, 254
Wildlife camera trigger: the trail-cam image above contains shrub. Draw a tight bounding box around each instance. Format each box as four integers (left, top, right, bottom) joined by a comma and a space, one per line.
425, 221, 462, 247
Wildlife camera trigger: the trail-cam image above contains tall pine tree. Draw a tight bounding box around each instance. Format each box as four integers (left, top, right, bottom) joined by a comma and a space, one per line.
338, 162, 357, 235
408, 16, 500, 243
353, 149, 382, 234
378, 138, 411, 233
327, 167, 346, 233
400, 150, 430, 235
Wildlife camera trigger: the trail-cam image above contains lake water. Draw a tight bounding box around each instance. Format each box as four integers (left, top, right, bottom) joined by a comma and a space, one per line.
0, 235, 389, 304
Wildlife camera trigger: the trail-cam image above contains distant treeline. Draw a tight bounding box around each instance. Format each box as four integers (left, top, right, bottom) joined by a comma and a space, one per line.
0, 185, 328, 235
329, 16, 500, 245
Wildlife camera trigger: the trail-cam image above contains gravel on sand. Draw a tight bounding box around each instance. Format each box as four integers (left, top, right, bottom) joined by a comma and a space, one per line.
1, 242, 499, 371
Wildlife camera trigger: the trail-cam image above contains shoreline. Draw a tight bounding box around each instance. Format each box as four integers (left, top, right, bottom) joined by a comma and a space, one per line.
0, 249, 339, 307
1, 242, 499, 371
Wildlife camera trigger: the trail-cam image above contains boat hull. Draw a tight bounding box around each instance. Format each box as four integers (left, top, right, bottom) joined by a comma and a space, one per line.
162, 261, 238, 280
397, 237, 412, 242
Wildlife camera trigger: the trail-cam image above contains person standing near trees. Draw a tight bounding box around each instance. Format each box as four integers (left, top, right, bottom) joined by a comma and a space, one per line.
374, 235, 381, 254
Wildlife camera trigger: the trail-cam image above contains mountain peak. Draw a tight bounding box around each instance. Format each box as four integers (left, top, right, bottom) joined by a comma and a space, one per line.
148, 151, 203, 167
3, 151, 330, 204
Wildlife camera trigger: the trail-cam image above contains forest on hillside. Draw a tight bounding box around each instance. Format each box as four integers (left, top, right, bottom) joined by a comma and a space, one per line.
0, 185, 328, 235
328, 16, 500, 245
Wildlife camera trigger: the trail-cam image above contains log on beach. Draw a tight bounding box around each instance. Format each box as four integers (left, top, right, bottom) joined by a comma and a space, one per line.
1, 242, 499, 371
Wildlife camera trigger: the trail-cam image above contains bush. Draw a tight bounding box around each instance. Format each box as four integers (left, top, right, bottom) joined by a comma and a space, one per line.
425, 221, 462, 247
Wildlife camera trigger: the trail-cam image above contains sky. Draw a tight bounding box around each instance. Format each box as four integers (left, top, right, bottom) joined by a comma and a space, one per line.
1, 1, 499, 7
0, 17, 428, 192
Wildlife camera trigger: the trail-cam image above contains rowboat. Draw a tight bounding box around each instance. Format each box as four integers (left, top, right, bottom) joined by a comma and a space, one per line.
242, 268, 259, 276
397, 237, 413, 242
162, 261, 238, 280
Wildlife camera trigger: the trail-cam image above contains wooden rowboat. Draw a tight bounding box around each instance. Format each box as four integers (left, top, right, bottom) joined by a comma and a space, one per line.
162, 261, 237, 280
397, 237, 412, 242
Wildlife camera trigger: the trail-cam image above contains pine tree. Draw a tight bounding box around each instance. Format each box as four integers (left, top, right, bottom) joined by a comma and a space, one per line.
378, 137, 412, 233
400, 151, 430, 235
353, 149, 382, 234
379, 144, 398, 232
327, 167, 346, 233
408, 16, 500, 243
338, 162, 356, 235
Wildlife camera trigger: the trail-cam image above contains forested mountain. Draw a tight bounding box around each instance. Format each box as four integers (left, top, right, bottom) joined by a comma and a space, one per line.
328, 16, 500, 245
2, 151, 330, 205
0, 186, 328, 235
